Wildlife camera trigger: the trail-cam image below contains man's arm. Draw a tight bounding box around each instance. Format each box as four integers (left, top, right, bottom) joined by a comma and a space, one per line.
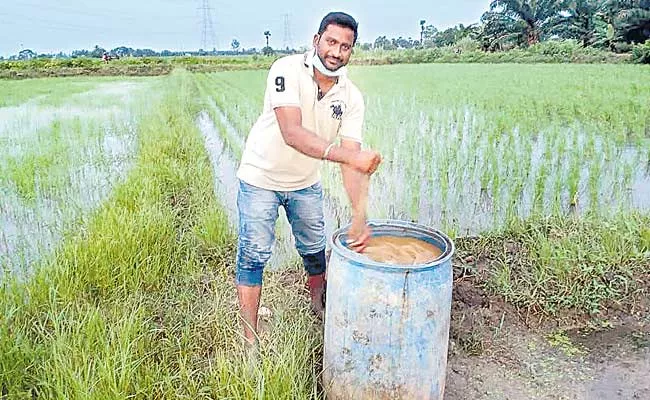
339, 139, 372, 250
274, 107, 380, 174
339, 139, 363, 210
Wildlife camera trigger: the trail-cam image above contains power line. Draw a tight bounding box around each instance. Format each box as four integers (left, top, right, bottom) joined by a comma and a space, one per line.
10, 2, 196, 22
0, 12, 187, 35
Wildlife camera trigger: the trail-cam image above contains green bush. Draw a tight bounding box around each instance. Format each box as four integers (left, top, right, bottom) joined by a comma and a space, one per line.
60, 58, 98, 68
455, 37, 480, 52
350, 41, 625, 65
529, 40, 582, 58
612, 42, 634, 53
632, 40, 650, 64
0, 44, 636, 79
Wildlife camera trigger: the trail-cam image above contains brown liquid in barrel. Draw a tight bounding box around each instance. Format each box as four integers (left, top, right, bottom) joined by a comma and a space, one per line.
359, 235, 442, 265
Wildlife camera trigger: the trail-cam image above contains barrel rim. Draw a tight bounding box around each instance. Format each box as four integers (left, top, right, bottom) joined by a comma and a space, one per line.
330, 219, 455, 272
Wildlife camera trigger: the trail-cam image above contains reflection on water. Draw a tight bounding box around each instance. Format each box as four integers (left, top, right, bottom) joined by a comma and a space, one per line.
325, 105, 650, 236
0, 83, 141, 275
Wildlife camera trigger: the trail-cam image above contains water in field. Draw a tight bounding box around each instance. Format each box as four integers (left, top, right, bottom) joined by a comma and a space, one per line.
320, 101, 649, 237
0, 82, 143, 274
196, 67, 650, 237
3, 67, 649, 275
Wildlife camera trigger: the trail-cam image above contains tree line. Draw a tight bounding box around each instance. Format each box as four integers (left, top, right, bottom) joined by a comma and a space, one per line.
3, 0, 648, 61
367, 0, 649, 52
3, 45, 268, 61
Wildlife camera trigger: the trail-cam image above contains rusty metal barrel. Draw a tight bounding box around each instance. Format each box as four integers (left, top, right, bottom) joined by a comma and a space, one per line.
323, 220, 454, 399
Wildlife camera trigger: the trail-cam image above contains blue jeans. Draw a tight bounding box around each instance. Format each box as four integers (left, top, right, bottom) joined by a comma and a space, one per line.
236, 180, 327, 286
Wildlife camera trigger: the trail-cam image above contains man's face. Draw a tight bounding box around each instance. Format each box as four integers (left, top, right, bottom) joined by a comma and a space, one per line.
313, 24, 355, 71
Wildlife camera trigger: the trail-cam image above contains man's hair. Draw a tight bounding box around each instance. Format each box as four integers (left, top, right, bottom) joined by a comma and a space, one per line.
318, 12, 358, 44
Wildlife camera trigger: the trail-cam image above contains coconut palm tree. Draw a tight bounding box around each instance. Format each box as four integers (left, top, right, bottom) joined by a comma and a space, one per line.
603, 0, 650, 44
554, 0, 609, 47
264, 30, 271, 47
489, 0, 565, 45
478, 10, 528, 50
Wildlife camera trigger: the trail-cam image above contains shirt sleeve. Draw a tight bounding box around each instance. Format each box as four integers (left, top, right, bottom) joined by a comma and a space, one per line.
338, 90, 364, 143
267, 59, 300, 109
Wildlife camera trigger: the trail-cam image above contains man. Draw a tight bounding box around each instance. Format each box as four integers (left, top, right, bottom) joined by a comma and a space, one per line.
235, 11, 381, 345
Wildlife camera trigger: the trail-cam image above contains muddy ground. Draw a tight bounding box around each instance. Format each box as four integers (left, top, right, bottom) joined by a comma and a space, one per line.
269, 240, 649, 400
446, 258, 650, 400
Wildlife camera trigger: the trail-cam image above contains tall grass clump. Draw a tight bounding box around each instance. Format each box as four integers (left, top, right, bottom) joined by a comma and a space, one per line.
480, 212, 650, 316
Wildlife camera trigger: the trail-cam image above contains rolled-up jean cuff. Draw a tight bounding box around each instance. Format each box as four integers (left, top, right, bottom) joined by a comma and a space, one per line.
235, 269, 263, 286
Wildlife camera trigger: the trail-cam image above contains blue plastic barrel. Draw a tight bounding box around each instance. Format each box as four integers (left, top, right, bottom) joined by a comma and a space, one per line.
323, 220, 454, 400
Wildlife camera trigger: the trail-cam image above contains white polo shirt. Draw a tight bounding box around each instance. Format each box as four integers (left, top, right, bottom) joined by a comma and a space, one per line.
236, 50, 365, 191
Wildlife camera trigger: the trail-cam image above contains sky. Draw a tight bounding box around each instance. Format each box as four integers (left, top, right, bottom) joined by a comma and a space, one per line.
0, 0, 493, 57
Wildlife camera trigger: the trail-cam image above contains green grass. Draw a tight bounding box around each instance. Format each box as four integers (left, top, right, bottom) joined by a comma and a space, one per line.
458, 212, 650, 315
351, 63, 650, 142
0, 79, 148, 268
1, 119, 82, 201
1, 70, 322, 398
198, 64, 649, 235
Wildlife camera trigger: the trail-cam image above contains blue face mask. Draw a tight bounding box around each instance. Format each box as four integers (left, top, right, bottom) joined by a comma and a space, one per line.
312, 49, 348, 77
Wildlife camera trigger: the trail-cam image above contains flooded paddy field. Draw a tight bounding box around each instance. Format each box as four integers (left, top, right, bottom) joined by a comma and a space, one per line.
5, 64, 648, 274
1, 65, 648, 399
1, 77, 153, 274
195, 64, 650, 237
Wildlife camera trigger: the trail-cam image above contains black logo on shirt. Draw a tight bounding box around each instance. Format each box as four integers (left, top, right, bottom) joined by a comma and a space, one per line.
330, 100, 345, 120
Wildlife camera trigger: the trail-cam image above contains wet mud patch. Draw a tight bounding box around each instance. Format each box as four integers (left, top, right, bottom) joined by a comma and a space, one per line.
445, 236, 650, 400
567, 318, 650, 358
567, 322, 650, 400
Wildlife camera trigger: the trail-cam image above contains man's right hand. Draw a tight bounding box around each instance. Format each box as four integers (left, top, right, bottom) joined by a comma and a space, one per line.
350, 150, 382, 175
348, 220, 371, 253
